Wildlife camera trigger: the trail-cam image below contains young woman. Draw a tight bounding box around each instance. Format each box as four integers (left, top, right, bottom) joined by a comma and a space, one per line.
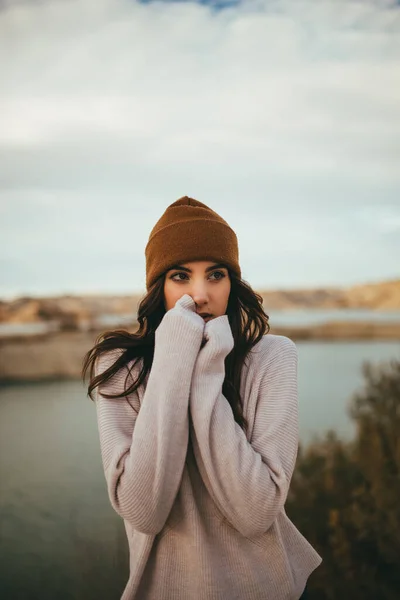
83, 197, 322, 600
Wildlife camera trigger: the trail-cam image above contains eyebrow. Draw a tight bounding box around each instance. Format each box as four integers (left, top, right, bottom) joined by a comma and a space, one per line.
168, 263, 227, 273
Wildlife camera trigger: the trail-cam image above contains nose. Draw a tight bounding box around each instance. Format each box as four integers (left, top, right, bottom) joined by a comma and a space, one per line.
190, 280, 209, 308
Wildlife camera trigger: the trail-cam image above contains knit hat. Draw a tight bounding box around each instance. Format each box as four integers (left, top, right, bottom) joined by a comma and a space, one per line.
145, 196, 241, 290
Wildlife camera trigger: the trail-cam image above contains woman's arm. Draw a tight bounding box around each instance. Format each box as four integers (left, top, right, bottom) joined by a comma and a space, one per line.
95, 295, 204, 535
189, 318, 298, 538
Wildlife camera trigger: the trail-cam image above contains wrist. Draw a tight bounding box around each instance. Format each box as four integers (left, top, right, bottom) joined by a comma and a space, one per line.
196, 315, 234, 367
204, 316, 233, 350
154, 314, 204, 373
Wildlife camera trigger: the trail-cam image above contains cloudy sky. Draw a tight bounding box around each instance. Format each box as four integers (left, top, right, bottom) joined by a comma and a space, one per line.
1, 0, 399, 298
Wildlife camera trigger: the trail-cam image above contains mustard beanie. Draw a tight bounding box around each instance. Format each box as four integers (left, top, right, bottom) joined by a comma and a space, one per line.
145, 196, 241, 290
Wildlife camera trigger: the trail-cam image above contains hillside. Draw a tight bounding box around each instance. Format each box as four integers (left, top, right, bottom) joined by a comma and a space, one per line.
259, 279, 400, 310
0, 279, 399, 327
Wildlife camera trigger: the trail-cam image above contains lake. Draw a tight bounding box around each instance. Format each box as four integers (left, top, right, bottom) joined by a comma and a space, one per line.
0, 340, 399, 599
1, 309, 400, 337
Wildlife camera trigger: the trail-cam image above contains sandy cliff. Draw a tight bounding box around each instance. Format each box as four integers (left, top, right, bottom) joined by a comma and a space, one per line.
1, 279, 399, 383
260, 279, 400, 310
1, 279, 399, 326
1, 320, 399, 384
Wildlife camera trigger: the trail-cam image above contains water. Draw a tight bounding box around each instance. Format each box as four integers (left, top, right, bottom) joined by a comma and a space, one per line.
1, 309, 400, 337
0, 321, 59, 337
0, 341, 399, 600
297, 342, 400, 442
269, 308, 400, 326
98, 309, 400, 328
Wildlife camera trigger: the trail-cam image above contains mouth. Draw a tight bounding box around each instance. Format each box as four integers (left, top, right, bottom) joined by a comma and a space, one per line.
199, 313, 213, 321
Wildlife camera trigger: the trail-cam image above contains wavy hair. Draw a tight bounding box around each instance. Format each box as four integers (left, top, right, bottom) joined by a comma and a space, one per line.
82, 270, 270, 432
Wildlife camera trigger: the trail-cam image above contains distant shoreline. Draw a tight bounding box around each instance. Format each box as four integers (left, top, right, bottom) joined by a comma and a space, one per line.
1, 279, 400, 333
1, 321, 399, 384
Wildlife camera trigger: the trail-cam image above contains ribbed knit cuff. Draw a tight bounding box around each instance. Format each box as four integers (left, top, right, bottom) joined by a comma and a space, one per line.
173, 294, 206, 330
195, 315, 234, 374
154, 294, 205, 372
204, 316, 234, 350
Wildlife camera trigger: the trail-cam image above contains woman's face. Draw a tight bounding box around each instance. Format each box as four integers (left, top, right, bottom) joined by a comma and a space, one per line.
163, 261, 231, 322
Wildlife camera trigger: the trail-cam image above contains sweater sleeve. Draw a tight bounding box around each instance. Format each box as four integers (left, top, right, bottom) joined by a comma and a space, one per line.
189, 316, 299, 538
95, 294, 204, 535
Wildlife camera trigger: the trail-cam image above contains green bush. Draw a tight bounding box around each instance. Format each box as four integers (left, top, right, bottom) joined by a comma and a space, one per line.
286, 360, 400, 600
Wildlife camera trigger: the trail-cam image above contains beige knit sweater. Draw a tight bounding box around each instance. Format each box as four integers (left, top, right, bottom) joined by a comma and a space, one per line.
95, 295, 322, 600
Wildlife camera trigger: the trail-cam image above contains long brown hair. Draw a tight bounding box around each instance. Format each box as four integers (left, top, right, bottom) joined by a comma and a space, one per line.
82, 270, 270, 432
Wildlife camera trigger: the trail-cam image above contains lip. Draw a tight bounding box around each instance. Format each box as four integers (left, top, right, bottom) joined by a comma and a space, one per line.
199, 313, 213, 320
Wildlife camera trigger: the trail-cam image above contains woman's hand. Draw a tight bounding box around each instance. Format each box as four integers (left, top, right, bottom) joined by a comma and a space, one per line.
156, 294, 205, 352
169, 294, 206, 330
199, 315, 234, 358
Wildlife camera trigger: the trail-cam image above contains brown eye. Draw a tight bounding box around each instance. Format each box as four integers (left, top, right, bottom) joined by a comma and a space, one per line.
209, 271, 225, 281
171, 272, 188, 282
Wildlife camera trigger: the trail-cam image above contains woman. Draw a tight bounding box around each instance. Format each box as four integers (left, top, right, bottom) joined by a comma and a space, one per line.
83, 197, 322, 600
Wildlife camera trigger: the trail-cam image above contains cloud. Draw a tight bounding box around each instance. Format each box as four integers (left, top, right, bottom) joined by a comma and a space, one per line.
0, 0, 399, 295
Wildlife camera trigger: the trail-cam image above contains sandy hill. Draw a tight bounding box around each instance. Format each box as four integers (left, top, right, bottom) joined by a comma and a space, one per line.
0, 279, 399, 325
259, 279, 400, 310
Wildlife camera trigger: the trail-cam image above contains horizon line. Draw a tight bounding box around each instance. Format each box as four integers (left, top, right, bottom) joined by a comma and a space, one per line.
1, 275, 399, 302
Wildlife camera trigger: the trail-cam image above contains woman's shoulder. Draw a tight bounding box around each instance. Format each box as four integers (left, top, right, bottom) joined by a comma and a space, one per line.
95, 350, 144, 396
96, 350, 143, 376
95, 348, 123, 375
247, 334, 297, 373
